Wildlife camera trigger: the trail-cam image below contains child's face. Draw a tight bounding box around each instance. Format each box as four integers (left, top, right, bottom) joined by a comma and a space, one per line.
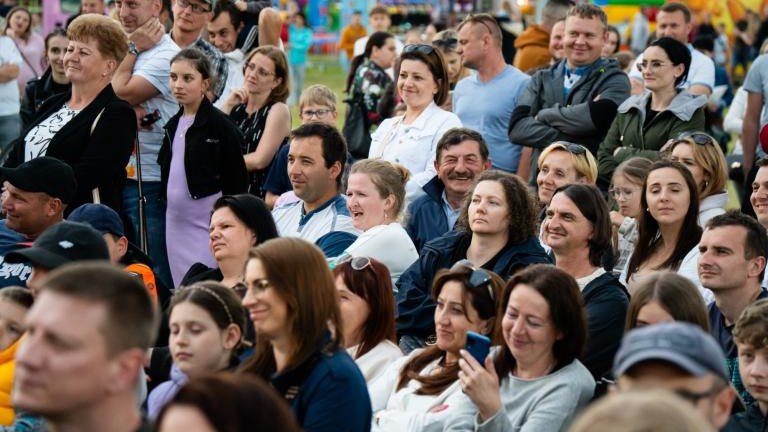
169, 302, 236, 377
738, 342, 768, 408
0, 298, 28, 351
299, 103, 337, 127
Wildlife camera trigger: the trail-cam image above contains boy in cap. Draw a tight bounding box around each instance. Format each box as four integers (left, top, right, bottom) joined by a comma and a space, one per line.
613, 321, 737, 430
68, 203, 165, 305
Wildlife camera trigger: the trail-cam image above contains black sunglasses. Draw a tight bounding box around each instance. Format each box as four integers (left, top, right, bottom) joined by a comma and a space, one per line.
556, 141, 587, 155
450, 259, 494, 301
676, 132, 714, 146
403, 44, 435, 55
432, 37, 458, 49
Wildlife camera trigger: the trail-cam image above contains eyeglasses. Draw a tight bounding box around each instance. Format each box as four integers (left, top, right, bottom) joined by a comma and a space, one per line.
176, 0, 210, 14
403, 44, 435, 55
301, 108, 334, 119
609, 187, 638, 200
450, 259, 494, 301
676, 132, 715, 146
245, 62, 275, 77
636, 60, 671, 73
432, 37, 458, 49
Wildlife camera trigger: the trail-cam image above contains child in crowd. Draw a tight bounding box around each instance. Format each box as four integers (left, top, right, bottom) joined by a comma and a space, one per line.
731, 299, 768, 430
147, 282, 246, 419
0, 287, 33, 426
609, 157, 652, 276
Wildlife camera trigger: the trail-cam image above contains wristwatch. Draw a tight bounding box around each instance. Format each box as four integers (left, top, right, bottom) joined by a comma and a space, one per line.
128, 41, 139, 56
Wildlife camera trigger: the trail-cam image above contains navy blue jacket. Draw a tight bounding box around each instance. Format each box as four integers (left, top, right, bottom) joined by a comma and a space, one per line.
581, 271, 629, 379
722, 403, 768, 432
271, 339, 371, 432
404, 176, 453, 253
396, 230, 552, 339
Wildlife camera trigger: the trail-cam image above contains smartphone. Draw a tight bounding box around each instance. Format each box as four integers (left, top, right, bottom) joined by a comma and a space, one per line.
465, 331, 491, 364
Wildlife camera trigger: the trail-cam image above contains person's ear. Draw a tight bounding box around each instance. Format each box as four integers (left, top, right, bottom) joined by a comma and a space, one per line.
711, 386, 737, 430
106, 348, 144, 394
384, 193, 396, 214
480, 317, 495, 336
222, 323, 241, 350
47, 198, 63, 217
748, 256, 766, 280
329, 161, 342, 182
202, 77, 211, 94
116, 236, 129, 258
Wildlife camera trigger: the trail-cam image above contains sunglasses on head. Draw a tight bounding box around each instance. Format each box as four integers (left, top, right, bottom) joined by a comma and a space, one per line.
450, 259, 494, 301
675, 132, 714, 146
403, 44, 435, 55
556, 142, 587, 156
432, 37, 458, 49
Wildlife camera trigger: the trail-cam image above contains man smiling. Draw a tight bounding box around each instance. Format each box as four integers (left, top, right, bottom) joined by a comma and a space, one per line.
404, 128, 490, 252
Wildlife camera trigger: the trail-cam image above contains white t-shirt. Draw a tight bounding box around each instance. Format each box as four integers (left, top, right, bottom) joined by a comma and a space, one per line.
0, 36, 22, 116
126, 34, 180, 183
23, 105, 79, 161
629, 44, 715, 91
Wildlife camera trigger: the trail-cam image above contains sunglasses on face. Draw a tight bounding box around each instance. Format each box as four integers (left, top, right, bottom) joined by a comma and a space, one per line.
450, 259, 494, 301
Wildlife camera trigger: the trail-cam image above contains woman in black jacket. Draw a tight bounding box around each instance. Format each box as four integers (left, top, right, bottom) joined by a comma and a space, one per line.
159, 48, 248, 287
5, 15, 136, 215
19, 28, 70, 129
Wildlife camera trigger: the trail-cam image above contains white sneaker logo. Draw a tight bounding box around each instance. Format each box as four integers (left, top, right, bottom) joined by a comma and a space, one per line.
59, 241, 74, 249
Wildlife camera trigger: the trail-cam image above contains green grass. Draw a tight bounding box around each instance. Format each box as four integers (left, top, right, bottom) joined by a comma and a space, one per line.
290, 54, 349, 129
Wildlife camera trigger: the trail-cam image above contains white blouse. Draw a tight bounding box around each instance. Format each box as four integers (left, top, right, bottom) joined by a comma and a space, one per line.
23, 105, 80, 161
370, 102, 462, 202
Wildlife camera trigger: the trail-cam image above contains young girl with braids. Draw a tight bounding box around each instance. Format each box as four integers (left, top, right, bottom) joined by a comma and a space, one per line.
147, 281, 246, 418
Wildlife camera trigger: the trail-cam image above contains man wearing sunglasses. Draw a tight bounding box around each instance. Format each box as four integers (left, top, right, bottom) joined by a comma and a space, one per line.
454, 13, 531, 174
508, 4, 630, 182
613, 322, 737, 431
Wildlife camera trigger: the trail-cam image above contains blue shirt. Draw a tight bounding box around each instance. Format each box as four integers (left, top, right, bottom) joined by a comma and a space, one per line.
453, 65, 530, 172
441, 190, 460, 229
288, 25, 313, 66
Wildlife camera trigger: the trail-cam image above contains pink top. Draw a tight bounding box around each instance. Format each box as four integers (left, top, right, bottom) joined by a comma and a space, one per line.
12, 32, 45, 95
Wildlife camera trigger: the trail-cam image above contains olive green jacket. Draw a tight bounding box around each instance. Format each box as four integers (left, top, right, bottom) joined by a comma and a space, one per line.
597, 90, 706, 181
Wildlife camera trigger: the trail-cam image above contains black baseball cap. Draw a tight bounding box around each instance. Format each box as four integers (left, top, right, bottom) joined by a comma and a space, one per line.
0, 157, 77, 204
5, 221, 110, 269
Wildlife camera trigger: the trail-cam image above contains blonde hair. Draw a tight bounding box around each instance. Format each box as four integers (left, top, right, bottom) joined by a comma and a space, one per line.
67, 14, 128, 64
537, 141, 598, 184
669, 134, 728, 200
350, 159, 410, 218
299, 84, 337, 112
569, 390, 715, 432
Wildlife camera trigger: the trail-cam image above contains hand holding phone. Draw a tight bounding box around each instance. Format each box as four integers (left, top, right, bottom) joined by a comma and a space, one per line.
465, 331, 491, 364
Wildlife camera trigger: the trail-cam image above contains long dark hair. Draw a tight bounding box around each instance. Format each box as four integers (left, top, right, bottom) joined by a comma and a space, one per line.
396, 266, 502, 396
626, 160, 701, 282
551, 184, 612, 267
345, 31, 394, 94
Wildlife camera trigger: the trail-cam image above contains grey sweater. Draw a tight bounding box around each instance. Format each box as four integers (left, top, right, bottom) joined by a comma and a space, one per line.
444, 359, 595, 432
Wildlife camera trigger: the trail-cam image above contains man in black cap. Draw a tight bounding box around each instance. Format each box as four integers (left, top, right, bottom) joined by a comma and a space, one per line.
5, 221, 109, 295
0, 157, 77, 288
613, 321, 737, 430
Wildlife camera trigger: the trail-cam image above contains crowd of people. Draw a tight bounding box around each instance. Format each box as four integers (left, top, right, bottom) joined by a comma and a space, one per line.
0, 0, 765, 431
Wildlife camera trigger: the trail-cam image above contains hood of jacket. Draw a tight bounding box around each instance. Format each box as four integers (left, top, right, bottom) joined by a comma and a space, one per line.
422, 176, 447, 203
618, 89, 707, 122
514, 24, 549, 49
699, 191, 729, 215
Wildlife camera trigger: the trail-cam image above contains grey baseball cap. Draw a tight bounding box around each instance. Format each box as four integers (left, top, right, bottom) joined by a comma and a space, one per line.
613, 321, 729, 382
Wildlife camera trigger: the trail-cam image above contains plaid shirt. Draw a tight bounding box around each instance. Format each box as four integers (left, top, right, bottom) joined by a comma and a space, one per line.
191, 38, 228, 101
